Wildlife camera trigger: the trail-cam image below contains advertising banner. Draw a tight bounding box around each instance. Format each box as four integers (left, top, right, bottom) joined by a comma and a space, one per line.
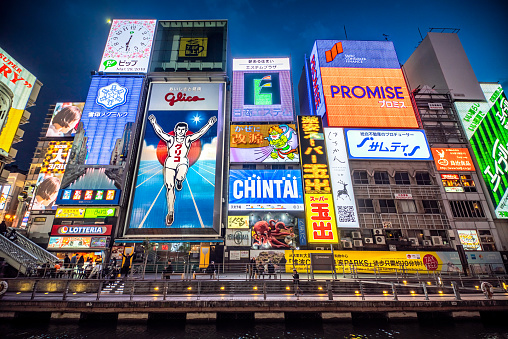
51, 224, 112, 236
55, 207, 116, 219
46, 102, 84, 137
457, 230, 482, 251
227, 215, 249, 229
56, 189, 120, 205
466, 85, 508, 218
99, 20, 157, 73
0, 185, 11, 210
284, 250, 504, 274
309, 43, 325, 117
324, 128, 359, 228
230, 124, 299, 163
431, 148, 475, 171
31, 141, 73, 211
47, 236, 108, 249
251, 214, 296, 250
228, 170, 304, 211
225, 229, 251, 247
345, 129, 432, 160
231, 57, 294, 122
297, 115, 338, 244
127, 83, 223, 234
0, 47, 36, 156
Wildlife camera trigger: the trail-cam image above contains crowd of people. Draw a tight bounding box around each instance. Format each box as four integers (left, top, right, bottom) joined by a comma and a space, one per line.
35, 254, 121, 280
248, 258, 277, 279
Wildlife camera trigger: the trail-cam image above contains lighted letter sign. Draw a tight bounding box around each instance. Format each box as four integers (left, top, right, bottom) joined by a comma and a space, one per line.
297, 115, 339, 244
230, 124, 299, 163
457, 230, 482, 251
431, 148, 475, 171
99, 20, 157, 73
51, 224, 112, 236
345, 129, 432, 160
227, 216, 250, 229
324, 128, 359, 228
231, 58, 294, 122
228, 170, 304, 211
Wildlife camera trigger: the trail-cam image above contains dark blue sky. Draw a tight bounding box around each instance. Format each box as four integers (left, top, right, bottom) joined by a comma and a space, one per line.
1, 0, 506, 170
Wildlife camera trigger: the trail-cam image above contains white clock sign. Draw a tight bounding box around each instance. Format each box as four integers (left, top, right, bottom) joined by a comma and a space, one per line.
99, 19, 156, 73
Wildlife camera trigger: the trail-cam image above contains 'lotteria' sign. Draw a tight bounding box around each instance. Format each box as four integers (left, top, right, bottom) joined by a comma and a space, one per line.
51, 224, 112, 236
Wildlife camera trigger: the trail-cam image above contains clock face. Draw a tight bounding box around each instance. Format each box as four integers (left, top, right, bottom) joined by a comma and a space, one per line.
110, 23, 152, 56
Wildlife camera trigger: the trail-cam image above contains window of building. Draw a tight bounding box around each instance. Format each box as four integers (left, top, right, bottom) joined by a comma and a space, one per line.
242, 164, 256, 170
353, 171, 369, 184
422, 200, 441, 214
272, 164, 285, 170
449, 200, 485, 218
441, 174, 477, 192
399, 200, 417, 213
394, 172, 410, 185
374, 171, 390, 185
415, 172, 432, 185
357, 199, 374, 213
379, 199, 396, 213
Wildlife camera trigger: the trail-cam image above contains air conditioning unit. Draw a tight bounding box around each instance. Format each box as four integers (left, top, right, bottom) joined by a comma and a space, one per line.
373, 229, 384, 236
423, 230, 431, 237
408, 237, 419, 246
382, 221, 392, 229
352, 231, 362, 239
423, 240, 432, 246
364, 237, 374, 244
342, 240, 353, 249
431, 236, 443, 246
375, 236, 386, 245
353, 239, 363, 247
447, 230, 456, 239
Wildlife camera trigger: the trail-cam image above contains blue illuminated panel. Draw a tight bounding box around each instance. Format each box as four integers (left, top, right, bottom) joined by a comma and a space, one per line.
81, 76, 143, 165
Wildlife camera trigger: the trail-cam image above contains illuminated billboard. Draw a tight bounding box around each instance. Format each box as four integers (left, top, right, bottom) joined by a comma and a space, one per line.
0, 47, 37, 156
51, 224, 112, 236
228, 170, 304, 211
0, 185, 11, 210
31, 141, 73, 211
56, 189, 120, 205
46, 102, 84, 137
457, 230, 482, 251
324, 128, 359, 228
48, 236, 108, 249
297, 115, 339, 244
127, 83, 224, 235
55, 207, 116, 219
345, 129, 432, 160
464, 85, 508, 218
99, 19, 157, 73
231, 58, 294, 122
230, 124, 299, 163
227, 215, 249, 229
431, 148, 475, 171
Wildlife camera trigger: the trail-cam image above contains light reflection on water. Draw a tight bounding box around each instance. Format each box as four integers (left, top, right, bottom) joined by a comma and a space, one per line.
1, 320, 507, 339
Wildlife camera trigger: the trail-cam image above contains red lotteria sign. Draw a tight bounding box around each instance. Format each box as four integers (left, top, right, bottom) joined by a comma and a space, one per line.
51, 224, 112, 236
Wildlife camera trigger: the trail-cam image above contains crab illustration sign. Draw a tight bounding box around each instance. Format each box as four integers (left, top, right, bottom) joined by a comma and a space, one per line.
345, 129, 432, 160
230, 124, 299, 163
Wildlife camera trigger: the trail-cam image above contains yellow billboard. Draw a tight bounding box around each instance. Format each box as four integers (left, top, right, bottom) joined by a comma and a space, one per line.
227, 215, 249, 229
55, 207, 85, 218
304, 194, 339, 244
179, 38, 208, 58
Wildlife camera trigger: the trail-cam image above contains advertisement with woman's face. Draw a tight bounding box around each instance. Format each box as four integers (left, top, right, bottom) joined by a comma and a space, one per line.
46, 102, 84, 137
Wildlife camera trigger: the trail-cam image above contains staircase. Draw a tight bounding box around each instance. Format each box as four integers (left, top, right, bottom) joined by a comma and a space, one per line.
102, 280, 125, 294
0, 230, 58, 275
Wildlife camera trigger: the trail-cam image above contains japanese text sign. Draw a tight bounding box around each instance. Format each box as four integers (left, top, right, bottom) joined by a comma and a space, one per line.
457, 230, 482, 251
230, 124, 299, 163
227, 216, 250, 229
304, 194, 339, 244
40, 141, 73, 174
431, 148, 475, 171
345, 129, 432, 160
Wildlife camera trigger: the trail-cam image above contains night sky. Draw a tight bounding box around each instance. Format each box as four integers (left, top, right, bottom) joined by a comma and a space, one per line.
1, 0, 507, 170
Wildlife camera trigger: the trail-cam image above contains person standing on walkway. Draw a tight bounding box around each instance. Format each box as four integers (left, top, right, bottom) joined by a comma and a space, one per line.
481, 281, 494, 299
63, 254, 70, 268
249, 257, 256, 280
293, 269, 302, 296
121, 251, 134, 278
164, 260, 173, 279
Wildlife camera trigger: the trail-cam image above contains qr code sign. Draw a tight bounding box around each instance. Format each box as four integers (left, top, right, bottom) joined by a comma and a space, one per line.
337, 206, 356, 222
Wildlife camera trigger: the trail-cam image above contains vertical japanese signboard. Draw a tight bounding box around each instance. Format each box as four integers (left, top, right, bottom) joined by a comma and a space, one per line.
456, 84, 508, 218
297, 116, 339, 244
324, 128, 359, 228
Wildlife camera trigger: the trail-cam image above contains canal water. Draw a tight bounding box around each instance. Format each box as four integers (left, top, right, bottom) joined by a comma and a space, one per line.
1, 319, 507, 339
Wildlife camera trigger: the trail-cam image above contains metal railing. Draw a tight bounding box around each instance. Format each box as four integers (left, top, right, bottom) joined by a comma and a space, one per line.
0, 233, 39, 275
13, 229, 58, 264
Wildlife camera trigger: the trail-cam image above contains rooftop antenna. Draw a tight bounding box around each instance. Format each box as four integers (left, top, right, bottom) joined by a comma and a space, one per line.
344, 25, 348, 40
382, 34, 389, 41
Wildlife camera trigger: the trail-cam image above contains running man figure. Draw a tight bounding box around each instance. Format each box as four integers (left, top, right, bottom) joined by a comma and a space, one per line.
148, 114, 217, 226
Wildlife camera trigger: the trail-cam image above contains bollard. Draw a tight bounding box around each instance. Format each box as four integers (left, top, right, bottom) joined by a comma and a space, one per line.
62, 279, 71, 301
451, 281, 461, 301
421, 282, 429, 301
130, 281, 135, 301
163, 282, 167, 301
327, 280, 333, 301
96, 281, 103, 301
391, 282, 398, 301
359, 281, 365, 300
263, 283, 267, 300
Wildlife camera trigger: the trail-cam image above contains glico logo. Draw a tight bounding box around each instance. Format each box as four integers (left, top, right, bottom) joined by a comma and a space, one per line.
330, 85, 405, 100
165, 92, 205, 106
325, 42, 343, 62
96, 82, 129, 109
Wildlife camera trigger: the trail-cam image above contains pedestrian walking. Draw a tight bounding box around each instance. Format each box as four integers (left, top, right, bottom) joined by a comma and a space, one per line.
293, 269, 302, 296
481, 281, 494, 299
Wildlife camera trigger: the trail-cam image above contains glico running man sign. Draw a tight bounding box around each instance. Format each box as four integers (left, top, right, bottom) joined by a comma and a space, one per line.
127, 83, 224, 235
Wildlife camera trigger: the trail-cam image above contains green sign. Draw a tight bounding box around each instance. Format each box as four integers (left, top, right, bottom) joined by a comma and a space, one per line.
466, 85, 508, 218
84, 207, 116, 218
